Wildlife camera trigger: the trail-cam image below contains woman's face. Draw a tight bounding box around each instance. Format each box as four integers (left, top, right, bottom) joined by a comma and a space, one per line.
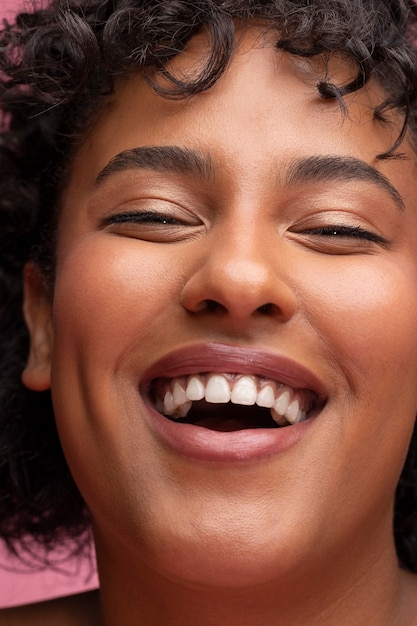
24, 29, 417, 589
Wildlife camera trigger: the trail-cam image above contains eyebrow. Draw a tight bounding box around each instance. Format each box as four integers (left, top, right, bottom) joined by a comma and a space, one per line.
95, 146, 405, 211
95, 146, 214, 184
286, 155, 405, 211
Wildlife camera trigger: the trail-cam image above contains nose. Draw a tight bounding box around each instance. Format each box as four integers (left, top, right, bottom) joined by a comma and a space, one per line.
180, 229, 297, 328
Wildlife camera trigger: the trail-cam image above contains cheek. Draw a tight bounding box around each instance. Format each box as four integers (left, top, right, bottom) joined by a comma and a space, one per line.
306, 257, 417, 379
290, 256, 417, 520
52, 238, 183, 363
302, 255, 417, 474
49, 239, 183, 510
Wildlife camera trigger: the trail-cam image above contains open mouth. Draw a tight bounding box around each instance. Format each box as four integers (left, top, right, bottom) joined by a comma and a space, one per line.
149, 373, 318, 432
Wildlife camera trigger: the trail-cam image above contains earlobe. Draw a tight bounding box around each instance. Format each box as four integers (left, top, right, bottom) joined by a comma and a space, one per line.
21, 263, 53, 392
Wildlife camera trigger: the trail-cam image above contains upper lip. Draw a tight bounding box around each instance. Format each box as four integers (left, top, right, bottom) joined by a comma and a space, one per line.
141, 343, 328, 403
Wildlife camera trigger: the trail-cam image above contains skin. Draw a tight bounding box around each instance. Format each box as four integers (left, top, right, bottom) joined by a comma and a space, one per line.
4, 25, 417, 625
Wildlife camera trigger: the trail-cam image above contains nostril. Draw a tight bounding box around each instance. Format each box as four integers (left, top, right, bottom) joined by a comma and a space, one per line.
257, 303, 279, 315
204, 299, 227, 314
193, 301, 281, 316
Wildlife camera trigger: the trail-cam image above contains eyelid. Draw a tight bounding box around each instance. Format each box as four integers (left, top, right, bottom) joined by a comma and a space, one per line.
286, 205, 391, 240
100, 202, 203, 228
100, 206, 205, 244
300, 225, 389, 245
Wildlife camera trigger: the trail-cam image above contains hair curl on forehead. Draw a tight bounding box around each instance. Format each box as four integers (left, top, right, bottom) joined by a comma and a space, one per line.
1, 0, 417, 567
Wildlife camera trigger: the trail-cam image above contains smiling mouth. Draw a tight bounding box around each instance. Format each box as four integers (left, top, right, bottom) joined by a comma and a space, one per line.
149, 373, 318, 432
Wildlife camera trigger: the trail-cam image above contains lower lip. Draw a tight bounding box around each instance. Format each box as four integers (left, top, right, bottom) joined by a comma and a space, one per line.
145, 405, 314, 463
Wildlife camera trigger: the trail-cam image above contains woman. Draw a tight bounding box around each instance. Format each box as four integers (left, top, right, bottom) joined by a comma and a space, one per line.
1, 0, 417, 623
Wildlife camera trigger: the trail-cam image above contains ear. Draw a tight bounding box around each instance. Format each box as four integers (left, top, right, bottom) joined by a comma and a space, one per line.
21, 263, 53, 391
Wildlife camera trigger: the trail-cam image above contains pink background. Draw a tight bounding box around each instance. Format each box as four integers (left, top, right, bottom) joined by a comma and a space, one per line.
1, 0, 23, 19
0, 0, 98, 607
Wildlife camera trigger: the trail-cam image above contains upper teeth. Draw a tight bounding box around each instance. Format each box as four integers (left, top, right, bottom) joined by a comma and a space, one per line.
153, 373, 311, 426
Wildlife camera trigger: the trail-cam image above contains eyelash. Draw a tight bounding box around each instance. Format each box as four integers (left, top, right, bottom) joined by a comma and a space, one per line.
104, 210, 183, 226
103, 211, 388, 249
301, 225, 387, 244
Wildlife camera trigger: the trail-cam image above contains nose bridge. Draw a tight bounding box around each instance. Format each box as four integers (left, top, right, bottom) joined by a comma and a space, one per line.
181, 218, 297, 323
212, 226, 275, 297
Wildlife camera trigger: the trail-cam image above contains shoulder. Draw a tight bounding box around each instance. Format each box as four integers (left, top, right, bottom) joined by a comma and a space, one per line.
0, 589, 99, 626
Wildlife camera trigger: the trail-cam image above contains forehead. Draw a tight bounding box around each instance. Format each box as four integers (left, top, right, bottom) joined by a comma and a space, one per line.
63, 27, 417, 215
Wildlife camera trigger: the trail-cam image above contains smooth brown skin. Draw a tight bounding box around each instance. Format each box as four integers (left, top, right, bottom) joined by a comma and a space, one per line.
3, 27, 417, 625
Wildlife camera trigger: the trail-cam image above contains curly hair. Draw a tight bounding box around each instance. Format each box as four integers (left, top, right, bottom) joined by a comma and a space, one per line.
1, 0, 417, 568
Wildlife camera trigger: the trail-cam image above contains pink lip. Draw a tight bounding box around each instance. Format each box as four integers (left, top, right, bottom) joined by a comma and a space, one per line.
140, 342, 326, 463
145, 408, 316, 462
141, 343, 327, 397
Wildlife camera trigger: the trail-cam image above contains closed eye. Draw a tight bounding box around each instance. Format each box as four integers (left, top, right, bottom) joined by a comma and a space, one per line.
302, 225, 388, 244
288, 222, 391, 255
101, 209, 203, 243
104, 210, 184, 226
